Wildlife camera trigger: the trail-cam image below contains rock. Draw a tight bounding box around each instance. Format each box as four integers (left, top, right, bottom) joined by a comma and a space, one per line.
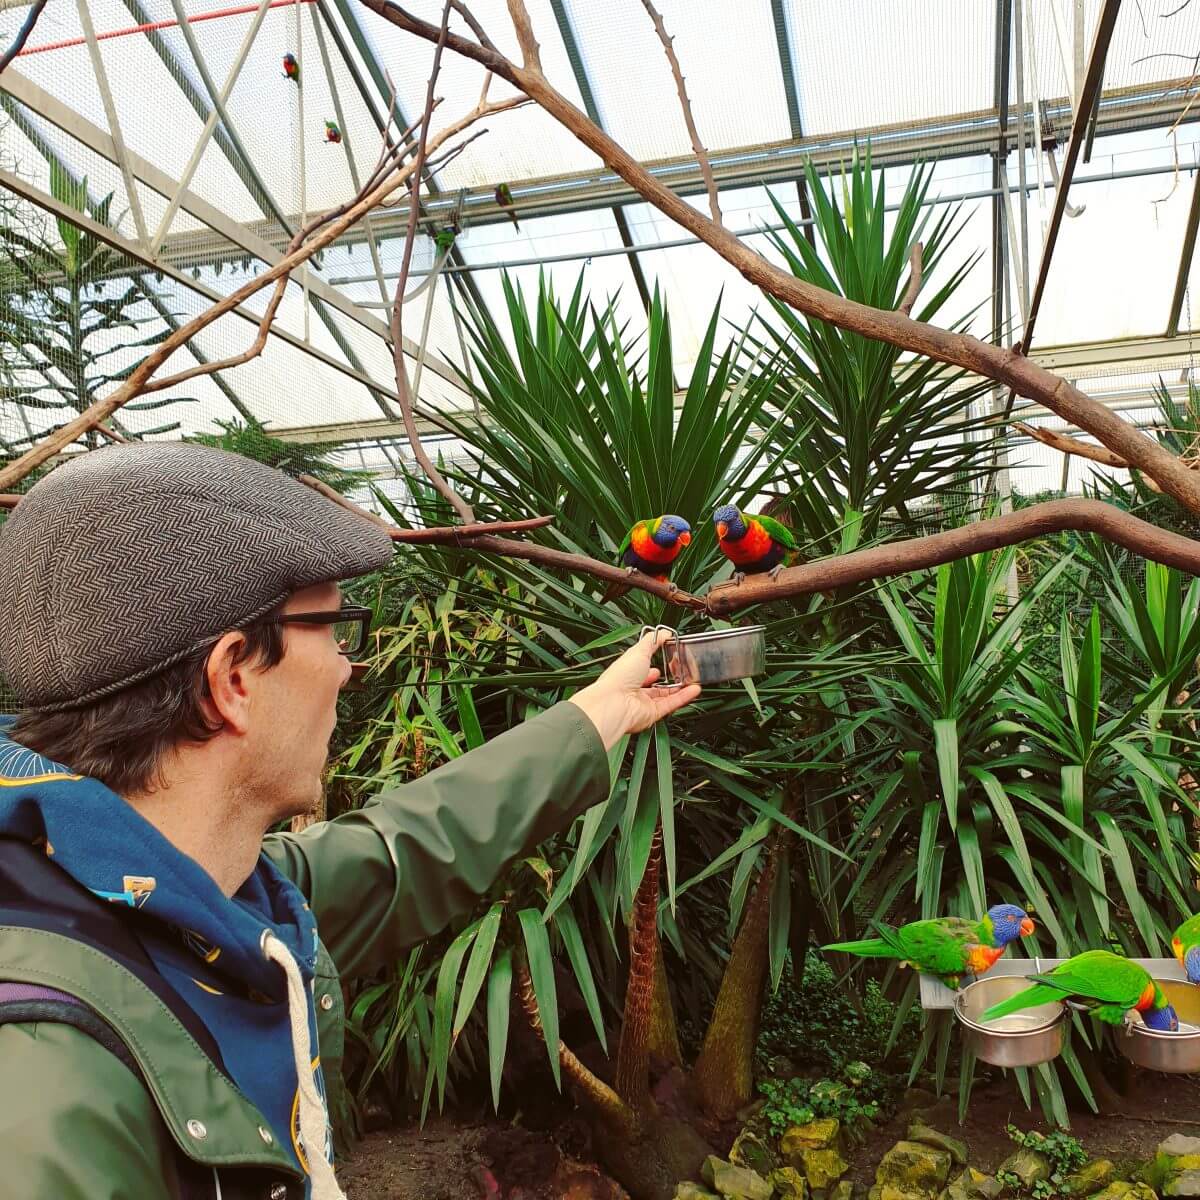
830, 1181, 854, 1200
730, 1129, 776, 1178
998, 1149, 1051, 1192
736, 1098, 768, 1125
674, 1185, 720, 1200
1092, 1184, 1157, 1200
875, 1141, 953, 1200
907, 1125, 968, 1167
708, 1159, 773, 1200
1063, 1161, 1117, 1198
1157, 1136, 1200, 1197
802, 1149, 851, 1191
783, 1119, 843, 1156
944, 1167, 1003, 1200
700, 1157, 722, 1187
771, 1166, 809, 1199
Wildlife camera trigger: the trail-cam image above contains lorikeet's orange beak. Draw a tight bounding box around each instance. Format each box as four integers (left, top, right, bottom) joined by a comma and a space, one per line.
1174, 936, 1185, 965
716, 522, 728, 539
1019, 917, 1035, 937
678, 531, 691, 546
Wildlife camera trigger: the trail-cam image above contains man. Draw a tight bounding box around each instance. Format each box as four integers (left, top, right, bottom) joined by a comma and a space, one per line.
0, 443, 699, 1200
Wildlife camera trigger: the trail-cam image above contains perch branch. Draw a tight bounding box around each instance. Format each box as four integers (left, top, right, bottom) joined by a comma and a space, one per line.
0, 79, 524, 492
450, 0, 497, 53
639, 0, 721, 225
359, 2, 1200, 515
1014, 421, 1168, 493
898, 241, 923, 317
0, 0, 48, 75
706, 499, 1200, 615
391, 2, 476, 524
505, 0, 541, 72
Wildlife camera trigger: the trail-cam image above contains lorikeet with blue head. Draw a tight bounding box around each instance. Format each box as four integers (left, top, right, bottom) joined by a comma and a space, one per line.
324, 120, 342, 144
823, 904, 1035, 990
433, 225, 458, 253
601, 514, 692, 603
1173, 914, 1200, 983
282, 52, 299, 83
713, 503, 799, 585
495, 183, 519, 230
983, 949, 1179, 1030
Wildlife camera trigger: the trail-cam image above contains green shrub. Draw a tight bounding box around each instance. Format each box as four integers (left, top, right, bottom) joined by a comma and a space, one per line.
997, 1125, 1089, 1199
757, 1059, 890, 1142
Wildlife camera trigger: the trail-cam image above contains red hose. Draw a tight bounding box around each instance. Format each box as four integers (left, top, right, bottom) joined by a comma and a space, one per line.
17, 0, 316, 57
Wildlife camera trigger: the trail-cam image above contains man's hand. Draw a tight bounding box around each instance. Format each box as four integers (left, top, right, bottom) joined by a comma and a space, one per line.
567, 629, 701, 751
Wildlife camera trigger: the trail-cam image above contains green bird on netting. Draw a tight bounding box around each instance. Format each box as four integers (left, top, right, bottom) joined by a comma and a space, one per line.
982, 949, 1180, 1030
433, 225, 458, 253
494, 182, 519, 230
823, 904, 1035, 990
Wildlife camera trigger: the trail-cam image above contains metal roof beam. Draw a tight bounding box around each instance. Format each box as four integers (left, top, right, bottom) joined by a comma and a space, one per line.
1168, 168, 1200, 337
768, 0, 815, 243
1021, 0, 1123, 351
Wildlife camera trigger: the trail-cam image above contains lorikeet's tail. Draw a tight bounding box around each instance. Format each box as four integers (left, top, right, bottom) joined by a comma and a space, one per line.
981, 981, 1061, 1022
821, 937, 899, 959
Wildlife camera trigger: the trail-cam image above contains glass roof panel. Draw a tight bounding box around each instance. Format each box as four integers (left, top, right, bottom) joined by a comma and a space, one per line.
564, 0, 792, 161
784, 1, 995, 137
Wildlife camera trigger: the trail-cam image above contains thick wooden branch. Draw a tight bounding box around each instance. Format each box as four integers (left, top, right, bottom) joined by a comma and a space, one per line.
0, 85, 523, 493
898, 241, 923, 317
639, 0, 721, 225
505, 0, 541, 72
360, 1, 1200, 516
705, 499, 1200, 615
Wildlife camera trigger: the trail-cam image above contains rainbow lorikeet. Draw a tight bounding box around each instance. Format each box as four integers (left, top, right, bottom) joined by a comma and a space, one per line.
1173, 913, 1200, 983
601, 514, 692, 603
282, 53, 299, 83
713, 503, 799, 584
983, 950, 1179, 1030
495, 183, 519, 230
433, 225, 458, 253
823, 904, 1034, 990
324, 120, 341, 144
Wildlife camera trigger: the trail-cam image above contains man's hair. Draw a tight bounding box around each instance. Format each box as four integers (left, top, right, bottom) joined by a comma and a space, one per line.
11, 622, 284, 795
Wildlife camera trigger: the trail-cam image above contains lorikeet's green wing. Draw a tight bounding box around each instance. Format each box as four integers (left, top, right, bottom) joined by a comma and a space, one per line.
892, 917, 977, 976
616, 519, 647, 559
1035, 951, 1151, 1007
755, 513, 799, 552
1175, 913, 1200, 949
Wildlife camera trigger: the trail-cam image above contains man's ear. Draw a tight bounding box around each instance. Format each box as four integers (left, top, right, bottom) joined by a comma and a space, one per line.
205, 631, 254, 735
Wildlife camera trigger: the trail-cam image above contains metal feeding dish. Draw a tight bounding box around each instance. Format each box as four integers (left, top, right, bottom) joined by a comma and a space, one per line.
954, 975, 1066, 1068
1121, 979, 1200, 1073
642, 623, 766, 686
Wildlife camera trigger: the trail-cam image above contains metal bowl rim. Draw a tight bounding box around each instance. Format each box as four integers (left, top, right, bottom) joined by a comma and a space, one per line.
953, 991, 1065, 1037
1126, 1021, 1200, 1042
672, 625, 766, 645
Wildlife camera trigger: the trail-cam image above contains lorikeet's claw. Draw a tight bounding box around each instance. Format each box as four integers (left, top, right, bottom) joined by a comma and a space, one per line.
733, 571, 746, 587
665, 581, 679, 598
767, 564, 785, 580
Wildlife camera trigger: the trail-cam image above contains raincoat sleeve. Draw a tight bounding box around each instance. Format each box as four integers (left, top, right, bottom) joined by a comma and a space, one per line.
0, 1021, 179, 1199
263, 700, 610, 980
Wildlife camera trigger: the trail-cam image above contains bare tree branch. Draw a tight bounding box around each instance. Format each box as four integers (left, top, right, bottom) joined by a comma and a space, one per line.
391, 3, 476, 524
0, 77, 523, 492
1014, 421, 1169, 493
505, 0, 542, 73
0, 0, 48, 75
898, 241, 923, 317
705, 499, 1200, 615
450, 0, 497, 53
639, 0, 721, 225
359, 1, 1200, 515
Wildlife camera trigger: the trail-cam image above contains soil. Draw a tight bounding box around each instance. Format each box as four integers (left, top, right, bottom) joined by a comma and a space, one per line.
339, 1071, 1200, 1198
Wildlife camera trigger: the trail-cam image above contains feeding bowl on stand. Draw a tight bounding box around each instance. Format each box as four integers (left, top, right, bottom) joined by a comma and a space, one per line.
643, 623, 766, 686
1120, 980, 1200, 1073
953, 975, 1066, 1067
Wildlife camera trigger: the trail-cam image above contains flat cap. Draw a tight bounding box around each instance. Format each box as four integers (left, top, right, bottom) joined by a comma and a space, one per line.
0, 442, 394, 711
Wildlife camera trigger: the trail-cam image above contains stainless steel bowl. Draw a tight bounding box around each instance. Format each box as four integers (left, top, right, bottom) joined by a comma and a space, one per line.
1120, 980, 1200, 1073
954, 976, 1066, 1067
644, 624, 766, 686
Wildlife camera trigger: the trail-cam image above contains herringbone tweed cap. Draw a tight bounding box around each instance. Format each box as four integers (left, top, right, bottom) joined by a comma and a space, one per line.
0, 443, 394, 711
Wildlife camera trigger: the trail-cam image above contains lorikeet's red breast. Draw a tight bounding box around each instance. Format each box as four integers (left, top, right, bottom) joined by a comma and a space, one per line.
717, 517, 775, 567
630, 521, 686, 568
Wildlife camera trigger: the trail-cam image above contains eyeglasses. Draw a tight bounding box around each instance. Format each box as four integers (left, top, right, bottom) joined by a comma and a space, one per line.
267, 605, 372, 657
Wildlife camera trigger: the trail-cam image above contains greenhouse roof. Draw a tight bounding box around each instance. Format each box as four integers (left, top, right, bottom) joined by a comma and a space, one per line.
3, 0, 1200, 498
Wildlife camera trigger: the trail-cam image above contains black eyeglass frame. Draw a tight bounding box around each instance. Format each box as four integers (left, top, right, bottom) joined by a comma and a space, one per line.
265, 605, 373, 657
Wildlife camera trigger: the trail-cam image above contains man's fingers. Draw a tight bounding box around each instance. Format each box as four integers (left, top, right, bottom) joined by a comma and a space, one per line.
651, 683, 700, 714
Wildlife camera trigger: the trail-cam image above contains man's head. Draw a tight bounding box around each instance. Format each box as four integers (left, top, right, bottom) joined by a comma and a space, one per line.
0, 443, 392, 813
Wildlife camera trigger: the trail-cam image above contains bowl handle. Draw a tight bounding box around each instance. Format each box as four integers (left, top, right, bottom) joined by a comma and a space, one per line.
640, 624, 681, 688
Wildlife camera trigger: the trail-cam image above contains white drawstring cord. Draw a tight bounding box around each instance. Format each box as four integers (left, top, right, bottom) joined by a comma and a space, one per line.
262, 931, 345, 1200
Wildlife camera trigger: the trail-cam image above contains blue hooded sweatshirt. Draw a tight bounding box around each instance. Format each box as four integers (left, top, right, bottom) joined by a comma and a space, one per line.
0, 721, 329, 1186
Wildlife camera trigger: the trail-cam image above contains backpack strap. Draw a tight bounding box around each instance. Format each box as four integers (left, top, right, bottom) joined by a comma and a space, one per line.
0, 981, 139, 1074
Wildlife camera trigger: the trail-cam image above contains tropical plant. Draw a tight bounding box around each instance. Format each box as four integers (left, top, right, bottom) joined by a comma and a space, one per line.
0, 163, 192, 456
